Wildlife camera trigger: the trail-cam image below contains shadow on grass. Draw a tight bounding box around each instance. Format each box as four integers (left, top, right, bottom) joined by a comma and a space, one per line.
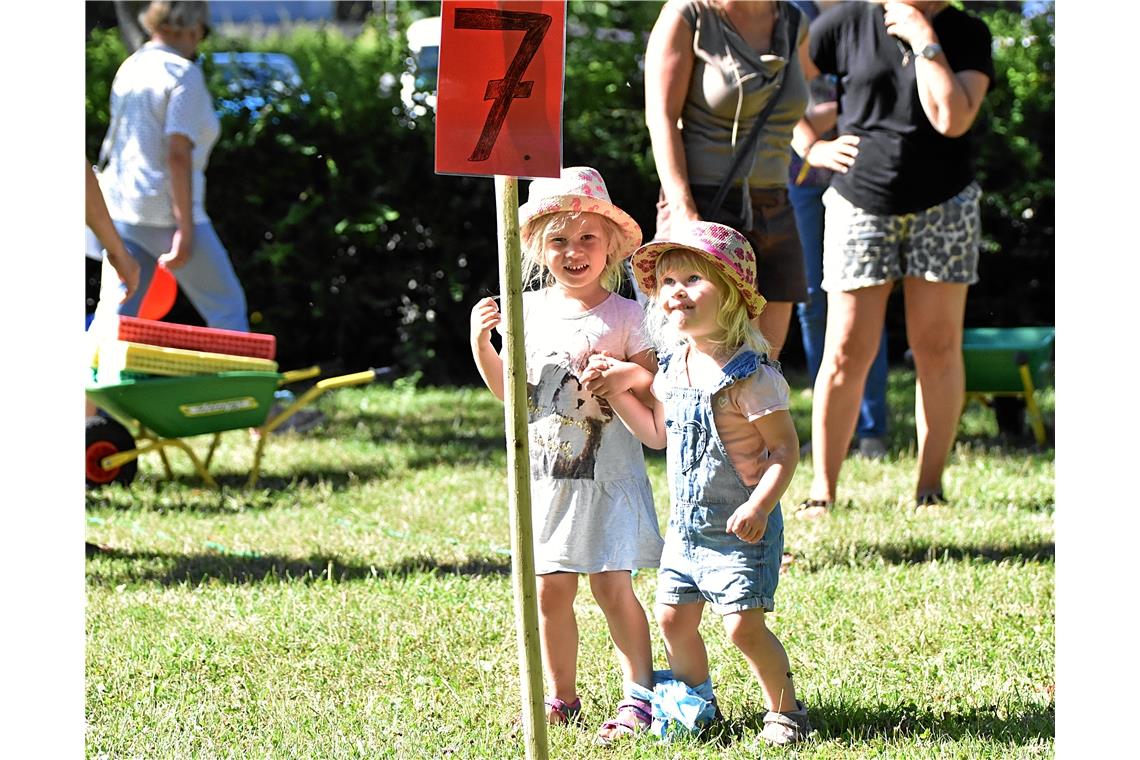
85, 547, 511, 586
322, 409, 506, 463
86, 457, 506, 513
641, 697, 1052, 749
871, 540, 1054, 564
86, 471, 395, 514
954, 432, 1056, 455
791, 540, 1054, 573
729, 699, 1053, 745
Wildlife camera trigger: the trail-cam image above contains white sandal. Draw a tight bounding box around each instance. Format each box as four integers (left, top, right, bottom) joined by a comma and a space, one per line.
760, 700, 813, 746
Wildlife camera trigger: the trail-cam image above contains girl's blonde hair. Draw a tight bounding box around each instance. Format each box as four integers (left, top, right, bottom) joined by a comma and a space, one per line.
520, 211, 626, 292
646, 248, 771, 357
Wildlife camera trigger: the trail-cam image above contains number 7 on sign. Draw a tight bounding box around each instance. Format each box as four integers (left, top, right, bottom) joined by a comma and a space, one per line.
453, 8, 551, 162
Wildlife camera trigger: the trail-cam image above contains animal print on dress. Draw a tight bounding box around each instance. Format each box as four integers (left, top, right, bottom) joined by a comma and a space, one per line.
527, 345, 614, 481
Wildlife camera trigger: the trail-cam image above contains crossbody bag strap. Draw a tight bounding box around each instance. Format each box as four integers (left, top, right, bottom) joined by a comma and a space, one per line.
705, 10, 801, 219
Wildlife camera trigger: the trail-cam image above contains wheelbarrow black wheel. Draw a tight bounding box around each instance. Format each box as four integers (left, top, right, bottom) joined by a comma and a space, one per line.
86, 415, 137, 488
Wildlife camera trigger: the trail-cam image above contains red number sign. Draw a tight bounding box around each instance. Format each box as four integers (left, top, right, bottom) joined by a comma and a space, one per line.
435, 0, 566, 179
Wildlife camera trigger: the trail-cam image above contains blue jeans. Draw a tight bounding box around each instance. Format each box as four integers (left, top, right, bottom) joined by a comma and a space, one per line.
789, 183, 888, 439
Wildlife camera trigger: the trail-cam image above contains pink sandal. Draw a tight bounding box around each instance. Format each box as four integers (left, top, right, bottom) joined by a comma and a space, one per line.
595, 698, 652, 745
544, 696, 582, 725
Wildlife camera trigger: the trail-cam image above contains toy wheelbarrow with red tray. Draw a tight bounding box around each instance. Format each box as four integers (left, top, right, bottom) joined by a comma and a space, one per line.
85, 316, 391, 488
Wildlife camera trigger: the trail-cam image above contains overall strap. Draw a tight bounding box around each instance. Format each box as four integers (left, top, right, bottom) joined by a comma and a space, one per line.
713, 349, 785, 394
714, 351, 759, 394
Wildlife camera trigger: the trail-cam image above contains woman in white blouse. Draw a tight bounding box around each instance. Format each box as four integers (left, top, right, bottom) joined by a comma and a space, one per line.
93, 1, 248, 331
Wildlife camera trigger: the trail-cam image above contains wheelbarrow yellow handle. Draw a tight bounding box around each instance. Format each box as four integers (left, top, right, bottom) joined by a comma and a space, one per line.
262, 367, 393, 435
315, 367, 394, 391
279, 365, 322, 385
248, 367, 395, 487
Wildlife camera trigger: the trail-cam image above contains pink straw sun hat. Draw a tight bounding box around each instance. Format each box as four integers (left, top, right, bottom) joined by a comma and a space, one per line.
518, 166, 643, 259
630, 221, 768, 318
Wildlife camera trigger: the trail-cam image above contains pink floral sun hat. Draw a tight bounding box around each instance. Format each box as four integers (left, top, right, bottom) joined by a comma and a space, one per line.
631, 221, 767, 318
517, 166, 643, 259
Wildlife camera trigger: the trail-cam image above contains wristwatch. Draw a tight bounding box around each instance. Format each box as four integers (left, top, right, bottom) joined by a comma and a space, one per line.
917, 43, 943, 60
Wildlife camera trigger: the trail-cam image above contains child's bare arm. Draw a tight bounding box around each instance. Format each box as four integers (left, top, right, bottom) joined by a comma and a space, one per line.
470, 297, 505, 401
606, 391, 667, 449
580, 349, 657, 403
726, 410, 800, 543
626, 349, 660, 404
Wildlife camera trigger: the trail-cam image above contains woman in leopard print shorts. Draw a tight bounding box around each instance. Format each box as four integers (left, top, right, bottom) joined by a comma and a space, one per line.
790, 0, 994, 510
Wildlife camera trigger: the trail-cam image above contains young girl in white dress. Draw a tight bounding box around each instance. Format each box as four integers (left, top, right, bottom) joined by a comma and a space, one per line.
469, 167, 663, 744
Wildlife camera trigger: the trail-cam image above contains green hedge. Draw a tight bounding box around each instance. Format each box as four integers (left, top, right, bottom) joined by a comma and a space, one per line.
970, 3, 1054, 328
85, 2, 1054, 383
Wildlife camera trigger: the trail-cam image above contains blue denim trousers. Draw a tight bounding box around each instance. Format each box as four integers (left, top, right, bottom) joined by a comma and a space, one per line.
789, 182, 888, 439
94, 221, 249, 332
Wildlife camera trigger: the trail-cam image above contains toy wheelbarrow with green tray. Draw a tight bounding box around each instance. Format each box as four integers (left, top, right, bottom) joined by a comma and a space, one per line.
85, 316, 391, 488
962, 326, 1054, 445
86, 365, 391, 488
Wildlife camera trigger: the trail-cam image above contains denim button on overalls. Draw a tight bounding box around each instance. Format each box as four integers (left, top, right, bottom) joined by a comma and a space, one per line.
656, 348, 785, 614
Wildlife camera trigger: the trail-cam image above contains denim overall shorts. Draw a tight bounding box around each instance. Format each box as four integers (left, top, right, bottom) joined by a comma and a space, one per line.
656, 349, 785, 615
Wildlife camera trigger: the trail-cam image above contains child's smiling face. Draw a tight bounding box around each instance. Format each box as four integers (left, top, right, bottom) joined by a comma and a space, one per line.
658, 264, 724, 341
542, 213, 611, 292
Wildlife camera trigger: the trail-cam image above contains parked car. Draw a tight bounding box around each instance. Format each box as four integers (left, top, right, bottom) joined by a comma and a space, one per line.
209, 1, 336, 24
400, 15, 440, 112
209, 51, 309, 118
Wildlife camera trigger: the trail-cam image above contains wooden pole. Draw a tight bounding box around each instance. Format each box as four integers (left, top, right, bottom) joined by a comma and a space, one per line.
494, 174, 548, 760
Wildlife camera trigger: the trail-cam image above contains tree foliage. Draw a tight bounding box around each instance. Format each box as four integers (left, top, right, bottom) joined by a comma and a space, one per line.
85, 1, 1054, 383
970, 1, 1054, 327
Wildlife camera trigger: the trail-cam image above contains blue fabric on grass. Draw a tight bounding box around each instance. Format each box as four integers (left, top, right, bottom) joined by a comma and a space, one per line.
649, 670, 717, 741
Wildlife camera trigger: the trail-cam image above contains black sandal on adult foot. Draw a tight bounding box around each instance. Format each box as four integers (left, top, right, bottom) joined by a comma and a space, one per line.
792, 498, 832, 519
915, 491, 947, 508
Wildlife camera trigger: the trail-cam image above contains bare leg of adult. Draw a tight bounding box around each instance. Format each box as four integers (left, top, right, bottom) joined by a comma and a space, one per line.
755, 301, 793, 362
536, 572, 580, 707
902, 278, 969, 500
807, 284, 893, 507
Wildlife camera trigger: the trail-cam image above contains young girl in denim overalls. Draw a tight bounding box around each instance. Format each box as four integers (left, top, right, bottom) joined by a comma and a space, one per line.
586, 221, 813, 746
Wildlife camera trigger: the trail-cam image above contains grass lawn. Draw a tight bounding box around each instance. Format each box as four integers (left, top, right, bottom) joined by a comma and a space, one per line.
86, 369, 1054, 758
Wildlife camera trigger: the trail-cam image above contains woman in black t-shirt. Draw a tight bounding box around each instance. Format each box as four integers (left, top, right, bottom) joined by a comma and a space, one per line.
790, 1, 993, 512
